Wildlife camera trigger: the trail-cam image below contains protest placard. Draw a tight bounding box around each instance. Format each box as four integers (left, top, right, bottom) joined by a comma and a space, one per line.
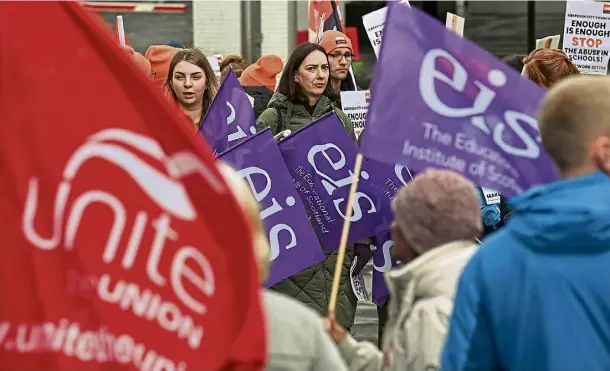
362, 1, 410, 58
207, 54, 223, 79
340, 90, 370, 140
563, 1, 610, 75
362, 4, 558, 197
537, 34, 561, 49
446, 12, 465, 37
219, 130, 325, 287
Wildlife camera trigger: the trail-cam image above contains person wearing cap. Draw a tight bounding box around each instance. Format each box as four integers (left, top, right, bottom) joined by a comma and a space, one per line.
320, 30, 358, 96
239, 55, 284, 119
325, 169, 482, 371
217, 162, 349, 371
145, 44, 181, 88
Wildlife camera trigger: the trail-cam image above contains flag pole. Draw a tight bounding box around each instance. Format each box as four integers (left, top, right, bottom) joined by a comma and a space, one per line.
328, 152, 364, 313
116, 15, 126, 47
329, 0, 358, 90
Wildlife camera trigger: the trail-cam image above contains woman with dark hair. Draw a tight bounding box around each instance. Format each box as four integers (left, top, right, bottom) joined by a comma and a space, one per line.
165, 48, 219, 129
256, 42, 358, 333
256, 42, 355, 139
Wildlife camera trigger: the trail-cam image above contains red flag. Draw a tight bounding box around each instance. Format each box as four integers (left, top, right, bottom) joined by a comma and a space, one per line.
308, 0, 344, 42
0, 2, 266, 371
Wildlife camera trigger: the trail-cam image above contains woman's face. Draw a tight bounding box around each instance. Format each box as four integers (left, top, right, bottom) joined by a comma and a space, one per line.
171, 61, 207, 109
295, 50, 329, 100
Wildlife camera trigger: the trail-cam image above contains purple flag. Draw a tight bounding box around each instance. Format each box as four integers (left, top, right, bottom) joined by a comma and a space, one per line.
278, 112, 386, 250
372, 230, 401, 307
218, 128, 325, 287
199, 69, 257, 155
362, 157, 416, 229
360, 5, 559, 197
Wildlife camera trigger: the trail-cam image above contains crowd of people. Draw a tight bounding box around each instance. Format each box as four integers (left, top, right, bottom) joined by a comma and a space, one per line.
118, 24, 609, 371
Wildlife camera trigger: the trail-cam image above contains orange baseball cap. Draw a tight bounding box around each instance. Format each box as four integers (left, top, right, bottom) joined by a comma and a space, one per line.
320, 30, 353, 55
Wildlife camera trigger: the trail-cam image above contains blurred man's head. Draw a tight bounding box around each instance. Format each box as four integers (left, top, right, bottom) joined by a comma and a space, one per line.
538, 75, 610, 177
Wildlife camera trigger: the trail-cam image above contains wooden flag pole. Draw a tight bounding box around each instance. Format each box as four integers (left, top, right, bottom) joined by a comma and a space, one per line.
328, 152, 364, 313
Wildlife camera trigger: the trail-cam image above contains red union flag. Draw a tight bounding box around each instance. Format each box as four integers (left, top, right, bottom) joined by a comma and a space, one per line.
0, 2, 265, 371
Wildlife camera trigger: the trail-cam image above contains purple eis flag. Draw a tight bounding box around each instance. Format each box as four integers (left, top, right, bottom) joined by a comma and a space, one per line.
362, 156, 416, 229
199, 68, 257, 155
360, 5, 558, 197
372, 230, 401, 307
278, 112, 386, 251
218, 128, 325, 287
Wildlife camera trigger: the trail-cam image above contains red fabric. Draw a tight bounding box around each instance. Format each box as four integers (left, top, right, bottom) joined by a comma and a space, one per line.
344, 27, 360, 61
308, 0, 345, 38
0, 2, 266, 371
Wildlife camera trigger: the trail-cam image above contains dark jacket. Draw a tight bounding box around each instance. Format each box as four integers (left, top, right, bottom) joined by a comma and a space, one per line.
243, 86, 274, 120
256, 92, 357, 329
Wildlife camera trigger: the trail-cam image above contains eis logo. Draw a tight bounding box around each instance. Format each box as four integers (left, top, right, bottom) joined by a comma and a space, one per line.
604, 4, 610, 14
365, 91, 371, 103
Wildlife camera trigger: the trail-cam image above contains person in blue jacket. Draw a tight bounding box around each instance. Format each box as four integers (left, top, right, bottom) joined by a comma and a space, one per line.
441, 75, 610, 371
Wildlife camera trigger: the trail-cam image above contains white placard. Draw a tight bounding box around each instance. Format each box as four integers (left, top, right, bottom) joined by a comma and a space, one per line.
536, 35, 561, 49
446, 12, 465, 37
563, 1, 610, 75
340, 90, 370, 140
481, 188, 501, 205
362, 1, 410, 59
362, 7, 387, 58
207, 54, 222, 79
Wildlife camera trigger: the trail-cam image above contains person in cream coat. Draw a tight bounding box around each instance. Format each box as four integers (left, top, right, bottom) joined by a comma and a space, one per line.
325, 169, 482, 371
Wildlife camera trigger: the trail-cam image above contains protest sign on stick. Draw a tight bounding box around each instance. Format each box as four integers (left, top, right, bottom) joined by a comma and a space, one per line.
446, 12, 465, 37
563, 1, 610, 75
340, 90, 370, 140
116, 15, 126, 46
362, 1, 410, 58
537, 34, 561, 49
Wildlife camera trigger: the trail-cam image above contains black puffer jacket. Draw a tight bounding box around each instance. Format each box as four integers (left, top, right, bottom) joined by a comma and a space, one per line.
243, 86, 274, 119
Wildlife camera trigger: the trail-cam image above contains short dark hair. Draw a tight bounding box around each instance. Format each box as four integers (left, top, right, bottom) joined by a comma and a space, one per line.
502, 54, 527, 73
277, 42, 338, 104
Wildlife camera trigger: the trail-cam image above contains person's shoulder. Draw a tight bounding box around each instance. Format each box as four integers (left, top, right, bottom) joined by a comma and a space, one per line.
263, 290, 322, 326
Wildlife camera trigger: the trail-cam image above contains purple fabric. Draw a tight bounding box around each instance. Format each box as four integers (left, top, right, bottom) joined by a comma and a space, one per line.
372, 230, 401, 307
219, 129, 325, 287
277, 112, 387, 250
360, 5, 558, 197
199, 69, 257, 155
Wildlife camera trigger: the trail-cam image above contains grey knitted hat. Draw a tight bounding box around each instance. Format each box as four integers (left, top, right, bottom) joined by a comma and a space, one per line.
392, 169, 482, 254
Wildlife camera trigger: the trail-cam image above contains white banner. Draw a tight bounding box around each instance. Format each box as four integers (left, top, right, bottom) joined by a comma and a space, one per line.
563, 1, 610, 75
340, 90, 370, 140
